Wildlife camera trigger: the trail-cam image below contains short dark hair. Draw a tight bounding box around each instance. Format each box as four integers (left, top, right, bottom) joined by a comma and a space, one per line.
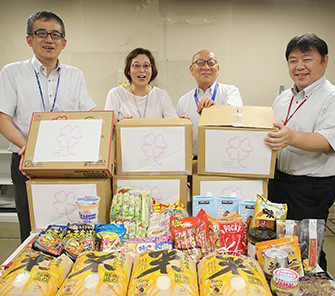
285, 33, 328, 61
27, 11, 65, 37
124, 48, 158, 83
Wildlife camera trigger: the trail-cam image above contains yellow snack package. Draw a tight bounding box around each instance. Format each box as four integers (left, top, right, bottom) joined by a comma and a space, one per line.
127, 249, 198, 296
250, 195, 287, 229
255, 236, 304, 276
0, 253, 73, 296
198, 254, 272, 296
56, 251, 132, 296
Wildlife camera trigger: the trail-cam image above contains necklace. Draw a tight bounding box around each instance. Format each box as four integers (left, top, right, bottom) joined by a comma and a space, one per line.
131, 85, 150, 118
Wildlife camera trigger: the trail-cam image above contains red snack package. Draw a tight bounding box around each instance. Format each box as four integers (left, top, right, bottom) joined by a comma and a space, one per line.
219, 221, 246, 256
170, 209, 211, 263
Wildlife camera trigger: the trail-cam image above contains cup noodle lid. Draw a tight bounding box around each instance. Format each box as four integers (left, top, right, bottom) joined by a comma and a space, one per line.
272, 268, 299, 290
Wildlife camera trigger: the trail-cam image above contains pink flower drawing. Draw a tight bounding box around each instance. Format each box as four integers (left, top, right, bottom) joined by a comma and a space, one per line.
225, 136, 253, 168
53, 190, 78, 222
141, 133, 168, 166
221, 187, 245, 200
143, 185, 163, 202
56, 124, 83, 156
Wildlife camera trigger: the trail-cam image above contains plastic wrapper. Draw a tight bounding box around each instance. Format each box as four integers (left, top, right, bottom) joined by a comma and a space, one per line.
56, 251, 133, 296
95, 223, 126, 252
276, 219, 300, 239
299, 219, 325, 273
198, 254, 272, 296
32, 224, 67, 256
250, 194, 287, 229
127, 249, 198, 296
299, 272, 335, 296
255, 236, 304, 276
0, 253, 73, 296
170, 209, 211, 263
152, 198, 186, 213
110, 187, 150, 239
120, 235, 173, 257
64, 223, 95, 260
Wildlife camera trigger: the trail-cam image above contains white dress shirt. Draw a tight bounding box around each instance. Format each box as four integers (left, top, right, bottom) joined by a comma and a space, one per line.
104, 85, 178, 119
273, 76, 335, 177
0, 56, 96, 152
176, 82, 243, 155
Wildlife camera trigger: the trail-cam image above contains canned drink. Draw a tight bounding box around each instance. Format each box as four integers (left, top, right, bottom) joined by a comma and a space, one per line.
262, 248, 288, 279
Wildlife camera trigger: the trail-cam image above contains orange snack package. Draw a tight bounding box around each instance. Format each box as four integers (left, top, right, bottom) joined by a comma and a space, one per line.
255, 236, 304, 276
170, 209, 211, 263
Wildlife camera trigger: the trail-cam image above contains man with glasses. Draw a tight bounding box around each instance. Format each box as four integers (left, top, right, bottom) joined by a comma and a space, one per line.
0, 11, 96, 242
177, 50, 242, 156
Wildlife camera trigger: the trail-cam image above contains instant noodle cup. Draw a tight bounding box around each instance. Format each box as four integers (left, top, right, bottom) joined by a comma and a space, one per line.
0, 253, 73, 296
198, 254, 272, 296
76, 195, 100, 224
56, 251, 132, 296
127, 249, 198, 296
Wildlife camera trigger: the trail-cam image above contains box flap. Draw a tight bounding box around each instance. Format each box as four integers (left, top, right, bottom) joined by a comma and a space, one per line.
198, 105, 276, 129
116, 118, 192, 127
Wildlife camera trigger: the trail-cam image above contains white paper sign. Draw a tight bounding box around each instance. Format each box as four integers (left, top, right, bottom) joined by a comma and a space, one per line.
121, 126, 185, 172
200, 180, 263, 201
33, 119, 102, 162
117, 179, 180, 204
205, 129, 272, 175
31, 184, 97, 229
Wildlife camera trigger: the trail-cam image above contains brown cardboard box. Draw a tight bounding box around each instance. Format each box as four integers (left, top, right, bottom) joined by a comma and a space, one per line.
22, 111, 115, 178
113, 175, 188, 208
26, 178, 112, 232
192, 174, 268, 200
198, 105, 277, 178
115, 118, 192, 175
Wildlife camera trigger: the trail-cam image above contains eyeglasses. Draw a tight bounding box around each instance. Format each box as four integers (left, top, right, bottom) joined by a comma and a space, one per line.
33, 29, 64, 40
192, 59, 218, 67
131, 63, 152, 70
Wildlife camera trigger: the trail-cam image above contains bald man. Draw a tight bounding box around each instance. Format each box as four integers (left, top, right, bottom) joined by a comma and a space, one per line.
177, 50, 243, 156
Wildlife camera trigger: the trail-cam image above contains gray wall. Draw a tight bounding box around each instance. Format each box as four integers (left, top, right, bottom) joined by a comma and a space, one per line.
1, 0, 335, 109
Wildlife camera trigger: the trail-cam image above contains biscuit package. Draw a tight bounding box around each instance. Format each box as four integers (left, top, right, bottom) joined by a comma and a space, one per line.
0, 253, 73, 296
127, 249, 198, 296
56, 251, 132, 296
198, 254, 272, 296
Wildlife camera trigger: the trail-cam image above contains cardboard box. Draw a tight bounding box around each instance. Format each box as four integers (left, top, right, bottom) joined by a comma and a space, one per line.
115, 118, 192, 175
26, 178, 112, 232
198, 105, 277, 178
22, 111, 115, 178
113, 175, 188, 208
192, 174, 268, 201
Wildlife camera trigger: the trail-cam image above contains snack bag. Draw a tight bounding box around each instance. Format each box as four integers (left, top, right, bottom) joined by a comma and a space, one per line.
219, 221, 246, 256
250, 195, 287, 229
276, 219, 300, 239
152, 198, 186, 213
299, 272, 335, 295
0, 253, 73, 296
57, 251, 132, 296
64, 223, 95, 260
95, 223, 126, 252
170, 209, 211, 263
127, 249, 198, 296
198, 254, 272, 296
255, 236, 304, 276
33, 224, 67, 256
299, 219, 325, 272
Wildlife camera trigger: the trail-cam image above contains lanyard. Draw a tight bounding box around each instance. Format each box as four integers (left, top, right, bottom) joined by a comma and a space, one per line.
283, 95, 307, 126
194, 82, 219, 107
33, 69, 60, 112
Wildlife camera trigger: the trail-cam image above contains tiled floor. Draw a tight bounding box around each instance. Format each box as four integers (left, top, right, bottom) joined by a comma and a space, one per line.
1, 211, 335, 277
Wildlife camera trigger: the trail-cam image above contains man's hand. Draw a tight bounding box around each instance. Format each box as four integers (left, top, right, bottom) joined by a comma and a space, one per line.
179, 115, 191, 120
264, 122, 293, 150
121, 115, 133, 120
197, 98, 216, 114
18, 145, 30, 178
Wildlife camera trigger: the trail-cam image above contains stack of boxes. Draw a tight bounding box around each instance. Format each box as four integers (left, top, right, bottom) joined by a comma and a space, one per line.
193, 105, 277, 216
113, 118, 193, 208
22, 111, 115, 232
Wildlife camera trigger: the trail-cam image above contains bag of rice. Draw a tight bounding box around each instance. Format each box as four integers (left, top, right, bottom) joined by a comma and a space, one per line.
127, 249, 198, 296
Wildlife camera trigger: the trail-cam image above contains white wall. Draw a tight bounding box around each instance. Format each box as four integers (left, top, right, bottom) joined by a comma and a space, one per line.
1, 0, 335, 109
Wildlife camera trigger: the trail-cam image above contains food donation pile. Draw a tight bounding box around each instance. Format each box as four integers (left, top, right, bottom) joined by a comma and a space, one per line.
0, 187, 335, 296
